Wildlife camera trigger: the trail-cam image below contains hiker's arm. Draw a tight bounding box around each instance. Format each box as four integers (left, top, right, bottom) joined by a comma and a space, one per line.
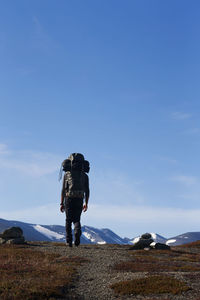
83, 175, 89, 212
60, 175, 65, 213
83, 194, 89, 212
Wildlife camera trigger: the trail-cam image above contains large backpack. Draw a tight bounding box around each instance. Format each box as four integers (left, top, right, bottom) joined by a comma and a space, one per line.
59, 153, 90, 181
68, 153, 85, 171
65, 170, 85, 198
64, 153, 88, 198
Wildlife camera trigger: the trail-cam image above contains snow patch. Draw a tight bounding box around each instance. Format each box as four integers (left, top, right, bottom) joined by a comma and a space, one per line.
130, 236, 140, 244
166, 239, 176, 245
82, 231, 96, 243
150, 242, 156, 247
97, 241, 106, 245
150, 233, 157, 239
33, 225, 65, 240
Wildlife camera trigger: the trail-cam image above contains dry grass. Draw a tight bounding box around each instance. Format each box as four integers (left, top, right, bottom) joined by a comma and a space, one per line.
112, 248, 200, 273
113, 261, 200, 272
0, 244, 85, 300
110, 275, 190, 296
50, 242, 66, 247
110, 245, 200, 297
130, 249, 200, 261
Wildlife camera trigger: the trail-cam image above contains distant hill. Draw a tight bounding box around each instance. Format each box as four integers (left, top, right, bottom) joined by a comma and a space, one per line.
166, 232, 200, 246
1, 218, 200, 246
0, 218, 127, 244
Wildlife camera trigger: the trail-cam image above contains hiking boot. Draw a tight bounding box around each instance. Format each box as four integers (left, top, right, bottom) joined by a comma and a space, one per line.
66, 241, 72, 248
74, 234, 80, 247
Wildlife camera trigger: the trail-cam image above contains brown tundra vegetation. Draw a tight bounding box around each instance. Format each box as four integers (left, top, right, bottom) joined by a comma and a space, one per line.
1, 241, 200, 299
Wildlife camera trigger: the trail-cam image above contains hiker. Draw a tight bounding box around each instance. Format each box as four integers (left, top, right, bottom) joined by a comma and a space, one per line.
60, 153, 90, 247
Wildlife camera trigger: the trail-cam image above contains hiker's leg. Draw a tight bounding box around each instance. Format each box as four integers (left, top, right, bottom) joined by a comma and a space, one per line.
74, 221, 82, 238
65, 198, 73, 245
73, 199, 83, 246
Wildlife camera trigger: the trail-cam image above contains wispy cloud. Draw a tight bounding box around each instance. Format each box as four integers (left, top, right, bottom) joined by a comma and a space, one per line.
84, 204, 200, 237
3, 203, 200, 238
0, 32, 6, 54
16, 67, 35, 76
91, 170, 146, 206
0, 144, 61, 177
0, 203, 63, 225
32, 16, 60, 54
0, 144, 10, 155
85, 204, 200, 225
171, 111, 192, 120
171, 175, 198, 187
159, 156, 177, 164
184, 128, 200, 135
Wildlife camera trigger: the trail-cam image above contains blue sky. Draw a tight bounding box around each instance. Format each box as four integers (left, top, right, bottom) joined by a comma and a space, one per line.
1, 0, 200, 238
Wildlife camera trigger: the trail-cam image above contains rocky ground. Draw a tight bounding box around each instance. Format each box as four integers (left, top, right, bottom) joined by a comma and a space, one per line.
29, 242, 200, 300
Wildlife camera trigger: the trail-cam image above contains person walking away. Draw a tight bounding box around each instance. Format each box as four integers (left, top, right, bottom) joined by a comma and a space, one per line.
60, 153, 90, 247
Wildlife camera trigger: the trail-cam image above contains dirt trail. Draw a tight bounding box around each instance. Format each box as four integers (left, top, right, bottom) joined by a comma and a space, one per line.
32, 243, 200, 300
67, 244, 132, 300
34, 243, 135, 299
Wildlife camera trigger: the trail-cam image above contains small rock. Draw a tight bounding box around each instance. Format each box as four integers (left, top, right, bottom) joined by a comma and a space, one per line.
6, 237, 25, 245
144, 247, 150, 251
0, 238, 6, 244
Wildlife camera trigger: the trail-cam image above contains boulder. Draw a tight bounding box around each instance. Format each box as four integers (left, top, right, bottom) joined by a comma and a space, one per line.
141, 233, 152, 239
130, 232, 171, 250
131, 237, 154, 250
1, 227, 23, 239
150, 242, 170, 250
0, 227, 26, 245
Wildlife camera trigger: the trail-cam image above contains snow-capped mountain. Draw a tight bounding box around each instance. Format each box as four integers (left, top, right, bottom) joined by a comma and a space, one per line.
166, 232, 200, 246
82, 226, 127, 244
1, 218, 200, 246
0, 218, 126, 244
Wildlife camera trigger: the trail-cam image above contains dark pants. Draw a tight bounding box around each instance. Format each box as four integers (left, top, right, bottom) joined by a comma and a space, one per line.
65, 197, 83, 243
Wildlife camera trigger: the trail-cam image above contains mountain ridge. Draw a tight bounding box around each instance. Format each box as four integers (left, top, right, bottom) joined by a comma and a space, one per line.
0, 218, 200, 246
